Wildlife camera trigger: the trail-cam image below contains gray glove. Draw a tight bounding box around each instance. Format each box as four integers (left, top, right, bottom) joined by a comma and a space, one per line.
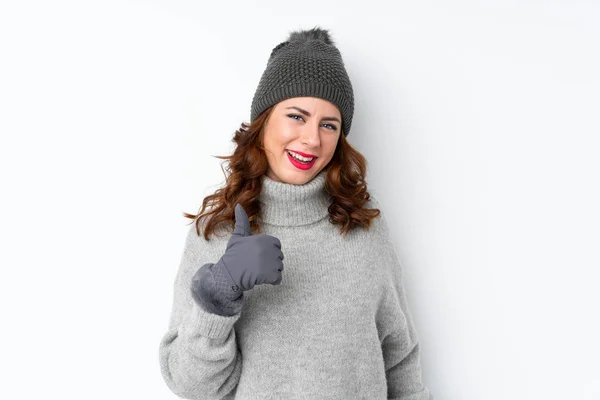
190, 203, 285, 316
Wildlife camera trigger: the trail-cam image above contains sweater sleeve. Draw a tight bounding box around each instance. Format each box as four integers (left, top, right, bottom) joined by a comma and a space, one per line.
158, 224, 244, 400
369, 195, 433, 400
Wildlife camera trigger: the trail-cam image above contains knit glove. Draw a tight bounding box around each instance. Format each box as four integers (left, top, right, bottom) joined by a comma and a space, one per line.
190, 203, 285, 316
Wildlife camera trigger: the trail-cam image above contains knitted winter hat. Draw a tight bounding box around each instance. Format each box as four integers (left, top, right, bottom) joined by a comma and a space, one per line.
250, 26, 355, 137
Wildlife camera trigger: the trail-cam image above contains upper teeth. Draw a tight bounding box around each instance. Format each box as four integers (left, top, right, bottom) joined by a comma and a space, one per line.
288, 151, 314, 162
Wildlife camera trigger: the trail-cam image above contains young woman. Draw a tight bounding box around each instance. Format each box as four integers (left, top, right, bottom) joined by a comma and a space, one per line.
158, 26, 433, 399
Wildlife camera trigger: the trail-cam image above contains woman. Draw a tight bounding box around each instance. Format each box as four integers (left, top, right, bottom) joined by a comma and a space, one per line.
158, 26, 433, 399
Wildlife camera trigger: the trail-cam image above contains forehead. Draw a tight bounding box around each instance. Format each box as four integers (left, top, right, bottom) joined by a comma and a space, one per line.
277, 97, 340, 115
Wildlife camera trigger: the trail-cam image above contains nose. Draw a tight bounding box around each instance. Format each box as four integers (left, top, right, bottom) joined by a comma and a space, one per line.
300, 122, 321, 147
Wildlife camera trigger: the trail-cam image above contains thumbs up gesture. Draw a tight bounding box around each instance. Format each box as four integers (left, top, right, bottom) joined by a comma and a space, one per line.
216, 203, 285, 295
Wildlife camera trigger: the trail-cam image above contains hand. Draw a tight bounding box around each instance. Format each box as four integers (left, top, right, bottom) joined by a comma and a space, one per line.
216, 203, 285, 294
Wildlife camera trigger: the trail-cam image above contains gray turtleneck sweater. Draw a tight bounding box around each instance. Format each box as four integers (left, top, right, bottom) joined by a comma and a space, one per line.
158, 170, 433, 399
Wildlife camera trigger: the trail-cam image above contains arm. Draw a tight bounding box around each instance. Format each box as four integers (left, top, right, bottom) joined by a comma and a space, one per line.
369, 195, 433, 400
380, 287, 432, 400
158, 225, 244, 400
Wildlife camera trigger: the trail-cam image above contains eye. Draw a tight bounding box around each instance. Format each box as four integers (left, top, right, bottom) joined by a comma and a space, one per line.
287, 113, 304, 122
287, 114, 337, 131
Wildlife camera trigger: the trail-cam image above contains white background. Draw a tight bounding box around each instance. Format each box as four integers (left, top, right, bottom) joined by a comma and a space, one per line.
1, 0, 599, 399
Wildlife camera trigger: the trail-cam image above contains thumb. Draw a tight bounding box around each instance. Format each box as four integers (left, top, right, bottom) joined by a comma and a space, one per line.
231, 203, 252, 237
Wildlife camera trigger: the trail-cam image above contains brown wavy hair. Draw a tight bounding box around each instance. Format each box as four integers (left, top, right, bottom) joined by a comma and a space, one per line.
183, 104, 381, 241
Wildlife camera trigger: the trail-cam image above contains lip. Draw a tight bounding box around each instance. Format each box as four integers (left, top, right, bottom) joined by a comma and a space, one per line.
287, 149, 318, 158
287, 151, 316, 170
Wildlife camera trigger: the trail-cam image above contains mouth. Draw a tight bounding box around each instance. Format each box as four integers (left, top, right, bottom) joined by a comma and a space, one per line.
286, 149, 318, 160
286, 150, 317, 170
287, 149, 317, 158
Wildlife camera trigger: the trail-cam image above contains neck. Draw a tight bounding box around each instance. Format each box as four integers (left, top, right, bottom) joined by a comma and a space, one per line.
259, 170, 330, 226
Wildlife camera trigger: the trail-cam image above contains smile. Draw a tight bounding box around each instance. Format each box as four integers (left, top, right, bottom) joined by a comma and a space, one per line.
287, 151, 316, 170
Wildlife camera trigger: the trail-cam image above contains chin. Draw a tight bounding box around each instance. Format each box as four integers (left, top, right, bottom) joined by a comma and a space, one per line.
283, 174, 309, 185
268, 162, 323, 184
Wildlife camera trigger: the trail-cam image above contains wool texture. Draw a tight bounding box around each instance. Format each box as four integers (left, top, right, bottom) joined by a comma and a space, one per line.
158, 170, 433, 399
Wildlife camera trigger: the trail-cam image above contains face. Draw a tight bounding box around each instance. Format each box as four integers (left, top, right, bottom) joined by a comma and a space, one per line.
262, 96, 342, 184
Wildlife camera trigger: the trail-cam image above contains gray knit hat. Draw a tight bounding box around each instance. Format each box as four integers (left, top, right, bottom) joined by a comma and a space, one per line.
250, 26, 355, 136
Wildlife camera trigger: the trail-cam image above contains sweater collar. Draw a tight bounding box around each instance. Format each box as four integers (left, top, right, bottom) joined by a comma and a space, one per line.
259, 170, 331, 226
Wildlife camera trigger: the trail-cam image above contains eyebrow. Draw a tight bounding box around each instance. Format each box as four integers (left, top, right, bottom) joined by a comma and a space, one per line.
285, 106, 341, 124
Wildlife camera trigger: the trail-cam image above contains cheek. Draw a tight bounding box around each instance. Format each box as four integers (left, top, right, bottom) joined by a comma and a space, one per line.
324, 140, 338, 158
264, 134, 290, 158
278, 126, 297, 143
264, 127, 286, 151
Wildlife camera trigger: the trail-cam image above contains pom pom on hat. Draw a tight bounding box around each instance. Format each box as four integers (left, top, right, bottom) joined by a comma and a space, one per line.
287, 26, 335, 46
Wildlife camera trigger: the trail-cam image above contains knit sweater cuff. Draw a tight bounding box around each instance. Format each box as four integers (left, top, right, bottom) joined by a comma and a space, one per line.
181, 300, 243, 340
190, 263, 244, 317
